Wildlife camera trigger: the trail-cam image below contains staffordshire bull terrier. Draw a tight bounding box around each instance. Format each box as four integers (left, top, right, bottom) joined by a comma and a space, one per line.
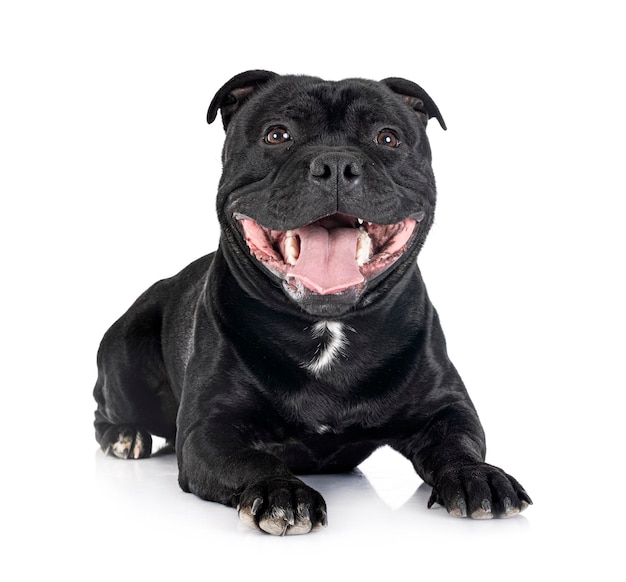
93, 70, 532, 535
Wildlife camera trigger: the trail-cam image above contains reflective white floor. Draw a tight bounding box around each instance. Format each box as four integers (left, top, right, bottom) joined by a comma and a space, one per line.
7, 437, 617, 582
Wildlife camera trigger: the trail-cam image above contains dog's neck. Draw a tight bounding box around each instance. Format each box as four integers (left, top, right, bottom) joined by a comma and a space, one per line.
207, 248, 430, 382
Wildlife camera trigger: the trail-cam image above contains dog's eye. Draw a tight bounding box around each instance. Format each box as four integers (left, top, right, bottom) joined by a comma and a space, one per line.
265, 126, 292, 145
376, 130, 401, 148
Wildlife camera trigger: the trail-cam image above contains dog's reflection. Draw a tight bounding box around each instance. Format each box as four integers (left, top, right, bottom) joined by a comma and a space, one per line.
94, 448, 528, 532
94, 447, 412, 522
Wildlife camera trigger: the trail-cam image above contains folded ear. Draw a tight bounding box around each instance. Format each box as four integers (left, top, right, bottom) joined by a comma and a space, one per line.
380, 77, 447, 130
207, 70, 279, 129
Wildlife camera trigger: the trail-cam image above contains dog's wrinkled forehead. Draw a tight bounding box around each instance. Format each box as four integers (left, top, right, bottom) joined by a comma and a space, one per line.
221, 81, 398, 155
245, 77, 408, 128
208, 71, 446, 136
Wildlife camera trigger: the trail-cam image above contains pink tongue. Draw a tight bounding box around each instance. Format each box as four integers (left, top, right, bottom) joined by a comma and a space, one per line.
290, 226, 364, 295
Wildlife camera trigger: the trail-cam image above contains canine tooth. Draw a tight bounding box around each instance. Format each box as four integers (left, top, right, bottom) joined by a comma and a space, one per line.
357, 218, 364, 225
356, 229, 372, 266
284, 231, 299, 265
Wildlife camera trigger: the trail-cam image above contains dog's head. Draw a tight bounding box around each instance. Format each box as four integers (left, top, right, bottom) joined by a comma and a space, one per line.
208, 70, 446, 317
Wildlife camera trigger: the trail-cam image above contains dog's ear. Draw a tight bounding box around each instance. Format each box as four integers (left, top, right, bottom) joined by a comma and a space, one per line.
207, 70, 279, 130
380, 78, 447, 130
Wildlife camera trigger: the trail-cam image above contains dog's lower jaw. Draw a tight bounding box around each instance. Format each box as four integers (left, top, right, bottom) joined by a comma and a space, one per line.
283, 283, 360, 317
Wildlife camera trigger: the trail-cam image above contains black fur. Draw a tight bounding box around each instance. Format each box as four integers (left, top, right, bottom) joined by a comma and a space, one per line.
93, 71, 531, 534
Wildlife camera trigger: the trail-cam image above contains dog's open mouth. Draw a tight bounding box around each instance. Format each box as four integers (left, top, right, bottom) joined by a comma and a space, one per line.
235, 212, 418, 297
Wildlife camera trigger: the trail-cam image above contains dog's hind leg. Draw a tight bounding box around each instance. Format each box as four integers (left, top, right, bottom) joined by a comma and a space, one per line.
93, 295, 178, 459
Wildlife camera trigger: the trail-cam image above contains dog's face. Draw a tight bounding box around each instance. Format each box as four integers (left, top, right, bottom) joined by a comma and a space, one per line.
208, 71, 446, 316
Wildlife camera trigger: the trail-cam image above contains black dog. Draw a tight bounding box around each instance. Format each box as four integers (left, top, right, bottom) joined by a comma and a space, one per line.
93, 70, 531, 535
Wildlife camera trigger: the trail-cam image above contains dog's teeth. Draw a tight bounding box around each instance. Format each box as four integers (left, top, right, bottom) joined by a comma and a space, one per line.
356, 228, 372, 266
284, 231, 299, 265
357, 218, 364, 225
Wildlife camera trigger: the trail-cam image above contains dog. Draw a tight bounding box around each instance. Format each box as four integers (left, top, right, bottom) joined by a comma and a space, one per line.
93, 70, 532, 535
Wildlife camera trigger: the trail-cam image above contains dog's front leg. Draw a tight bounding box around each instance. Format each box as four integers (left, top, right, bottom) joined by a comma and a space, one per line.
176, 421, 328, 535
397, 401, 532, 519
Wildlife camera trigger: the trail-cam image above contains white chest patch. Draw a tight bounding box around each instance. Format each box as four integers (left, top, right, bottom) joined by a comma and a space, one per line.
305, 320, 348, 377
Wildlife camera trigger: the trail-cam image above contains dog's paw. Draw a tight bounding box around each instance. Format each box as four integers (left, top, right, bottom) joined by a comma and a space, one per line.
100, 425, 152, 459
237, 478, 328, 535
428, 462, 532, 519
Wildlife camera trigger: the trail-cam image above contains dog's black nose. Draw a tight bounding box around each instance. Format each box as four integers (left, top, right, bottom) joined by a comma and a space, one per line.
309, 152, 362, 191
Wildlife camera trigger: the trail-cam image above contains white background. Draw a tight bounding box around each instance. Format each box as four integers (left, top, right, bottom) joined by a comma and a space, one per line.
2, 1, 624, 579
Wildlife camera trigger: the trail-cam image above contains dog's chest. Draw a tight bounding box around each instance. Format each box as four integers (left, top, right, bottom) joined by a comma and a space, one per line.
277, 319, 382, 432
